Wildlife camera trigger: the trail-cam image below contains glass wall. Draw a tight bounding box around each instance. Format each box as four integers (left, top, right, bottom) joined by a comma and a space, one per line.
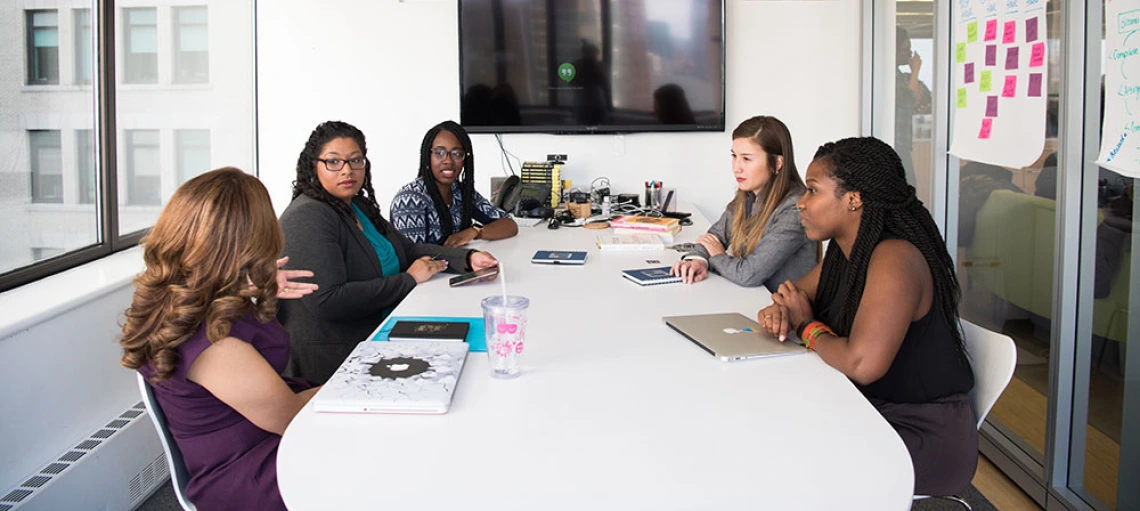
872, 1, 1138, 510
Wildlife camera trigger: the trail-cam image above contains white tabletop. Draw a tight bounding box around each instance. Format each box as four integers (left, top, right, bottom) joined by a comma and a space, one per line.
278, 207, 915, 510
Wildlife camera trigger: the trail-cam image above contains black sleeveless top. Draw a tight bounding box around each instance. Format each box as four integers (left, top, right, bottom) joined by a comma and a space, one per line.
815, 250, 974, 404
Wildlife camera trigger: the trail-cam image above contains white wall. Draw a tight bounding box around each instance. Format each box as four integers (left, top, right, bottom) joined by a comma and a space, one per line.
0, 281, 139, 491
257, 0, 862, 222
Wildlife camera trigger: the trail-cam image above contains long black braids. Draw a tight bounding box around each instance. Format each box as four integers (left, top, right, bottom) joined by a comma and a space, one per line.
812, 137, 967, 361
418, 121, 476, 239
292, 121, 389, 234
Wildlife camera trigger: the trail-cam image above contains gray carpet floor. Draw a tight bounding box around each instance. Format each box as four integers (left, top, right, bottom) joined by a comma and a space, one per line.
138, 478, 999, 510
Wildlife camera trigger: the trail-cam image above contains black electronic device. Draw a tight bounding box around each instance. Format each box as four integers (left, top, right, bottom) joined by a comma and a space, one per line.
661, 211, 692, 220
448, 267, 500, 287
491, 175, 520, 210
547, 217, 561, 229
459, 0, 726, 134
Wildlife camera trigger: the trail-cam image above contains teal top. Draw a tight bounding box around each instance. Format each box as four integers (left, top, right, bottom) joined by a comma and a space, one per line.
352, 203, 401, 278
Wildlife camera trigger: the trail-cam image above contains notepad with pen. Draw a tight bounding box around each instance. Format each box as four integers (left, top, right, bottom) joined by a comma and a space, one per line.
622, 266, 683, 286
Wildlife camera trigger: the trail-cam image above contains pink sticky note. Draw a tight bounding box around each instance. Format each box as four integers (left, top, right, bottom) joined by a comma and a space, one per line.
1030, 42, 1046, 67
979, 118, 993, 139
1005, 47, 1020, 70
986, 96, 999, 117
1003, 20, 1017, 43
986, 45, 997, 66
985, 19, 998, 41
1025, 17, 1039, 42
1002, 75, 1018, 97
964, 63, 975, 83
1028, 73, 1043, 97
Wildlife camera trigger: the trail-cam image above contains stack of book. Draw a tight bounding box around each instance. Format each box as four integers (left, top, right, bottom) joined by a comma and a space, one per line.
596, 234, 665, 251
609, 215, 682, 243
521, 161, 563, 207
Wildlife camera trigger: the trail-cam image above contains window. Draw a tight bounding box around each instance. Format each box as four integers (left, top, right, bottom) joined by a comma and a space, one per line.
124, 8, 158, 84
174, 7, 209, 83
77, 130, 97, 204
176, 130, 211, 182
125, 130, 161, 207
26, 10, 60, 85
29, 131, 63, 204
3, 0, 256, 292
74, 9, 92, 85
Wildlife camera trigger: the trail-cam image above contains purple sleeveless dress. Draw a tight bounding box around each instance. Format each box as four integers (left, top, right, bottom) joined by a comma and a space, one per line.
138, 313, 315, 510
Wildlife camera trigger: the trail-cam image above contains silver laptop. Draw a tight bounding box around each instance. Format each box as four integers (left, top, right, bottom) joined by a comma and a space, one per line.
663, 313, 807, 361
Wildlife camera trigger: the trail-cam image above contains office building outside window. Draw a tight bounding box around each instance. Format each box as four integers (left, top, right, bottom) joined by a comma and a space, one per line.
77, 130, 96, 204
173, 6, 208, 83
26, 10, 60, 85
29, 131, 63, 204
126, 130, 161, 206
74, 8, 92, 85
175, 130, 210, 182
124, 8, 158, 84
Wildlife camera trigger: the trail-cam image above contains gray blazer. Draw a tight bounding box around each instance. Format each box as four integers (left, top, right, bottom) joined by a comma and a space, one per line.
277, 194, 472, 384
684, 185, 816, 292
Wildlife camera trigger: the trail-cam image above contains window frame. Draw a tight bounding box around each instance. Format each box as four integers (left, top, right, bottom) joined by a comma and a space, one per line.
74, 8, 92, 85
0, 0, 258, 293
29, 130, 64, 204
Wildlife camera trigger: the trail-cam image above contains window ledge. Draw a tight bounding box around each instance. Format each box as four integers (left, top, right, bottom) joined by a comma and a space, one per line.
0, 247, 143, 340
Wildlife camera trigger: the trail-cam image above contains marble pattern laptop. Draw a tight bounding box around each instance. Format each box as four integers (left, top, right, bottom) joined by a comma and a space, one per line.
313, 340, 469, 414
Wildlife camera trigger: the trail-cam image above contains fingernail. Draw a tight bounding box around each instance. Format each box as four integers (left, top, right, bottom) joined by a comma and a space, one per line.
779, 334, 786, 342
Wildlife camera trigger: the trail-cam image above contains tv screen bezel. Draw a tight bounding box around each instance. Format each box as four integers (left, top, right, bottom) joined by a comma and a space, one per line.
456, 0, 727, 135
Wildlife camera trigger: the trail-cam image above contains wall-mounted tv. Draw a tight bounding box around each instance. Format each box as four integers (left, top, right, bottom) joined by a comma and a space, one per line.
459, 0, 726, 134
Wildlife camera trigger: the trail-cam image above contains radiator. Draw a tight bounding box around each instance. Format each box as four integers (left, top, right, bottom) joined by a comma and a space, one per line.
0, 402, 168, 511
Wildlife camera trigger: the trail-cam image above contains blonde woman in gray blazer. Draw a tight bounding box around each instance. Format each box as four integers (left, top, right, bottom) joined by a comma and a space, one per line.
672, 116, 817, 293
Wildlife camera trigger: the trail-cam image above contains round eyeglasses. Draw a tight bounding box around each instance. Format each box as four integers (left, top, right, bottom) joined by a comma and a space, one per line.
317, 157, 367, 171
430, 148, 467, 161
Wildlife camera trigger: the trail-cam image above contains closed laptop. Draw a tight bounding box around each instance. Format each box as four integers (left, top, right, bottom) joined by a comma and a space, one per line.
662, 313, 806, 362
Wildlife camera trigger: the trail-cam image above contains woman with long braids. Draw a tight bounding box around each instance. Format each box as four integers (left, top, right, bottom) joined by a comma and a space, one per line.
121, 168, 320, 509
390, 120, 518, 247
278, 120, 499, 383
758, 137, 976, 496
670, 115, 816, 290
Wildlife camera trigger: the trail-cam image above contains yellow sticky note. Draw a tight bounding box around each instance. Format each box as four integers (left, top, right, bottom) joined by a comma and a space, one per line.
956, 43, 967, 63
979, 70, 992, 92
967, 21, 978, 42
957, 88, 968, 109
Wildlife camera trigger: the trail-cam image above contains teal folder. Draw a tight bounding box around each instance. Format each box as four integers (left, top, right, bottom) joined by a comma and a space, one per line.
371, 316, 486, 352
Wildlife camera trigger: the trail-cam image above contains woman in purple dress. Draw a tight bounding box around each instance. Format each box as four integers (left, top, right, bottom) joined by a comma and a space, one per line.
120, 168, 320, 510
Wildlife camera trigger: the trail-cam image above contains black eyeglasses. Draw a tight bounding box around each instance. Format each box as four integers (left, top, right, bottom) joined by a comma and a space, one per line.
318, 157, 367, 171
430, 147, 467, 161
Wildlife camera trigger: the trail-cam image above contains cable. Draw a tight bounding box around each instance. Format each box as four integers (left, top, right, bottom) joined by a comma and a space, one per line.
494, 134, 521, 176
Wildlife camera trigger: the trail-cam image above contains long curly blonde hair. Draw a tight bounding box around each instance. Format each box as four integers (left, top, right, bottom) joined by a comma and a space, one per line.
120, 167, 283, 382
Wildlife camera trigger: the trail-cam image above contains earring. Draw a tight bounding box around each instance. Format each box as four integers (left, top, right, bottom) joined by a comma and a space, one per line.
850, 206, 857, 211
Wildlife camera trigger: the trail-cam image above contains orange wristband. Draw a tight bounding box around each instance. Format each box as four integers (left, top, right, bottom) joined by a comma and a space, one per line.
797, 321, 834, 350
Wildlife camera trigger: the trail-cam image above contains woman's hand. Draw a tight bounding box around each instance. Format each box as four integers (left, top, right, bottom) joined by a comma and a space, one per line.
696, 233, 726, 257
469, 251, 499, 276
771, 280, 813, 340
444, 228, 479, 248
670, 259, 709, 284
757, 303, 790, 341
407, 256, 448, 284
275, 257, 318, 299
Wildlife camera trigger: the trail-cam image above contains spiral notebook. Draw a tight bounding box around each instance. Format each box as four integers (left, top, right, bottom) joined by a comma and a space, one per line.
621, 266, 682, 286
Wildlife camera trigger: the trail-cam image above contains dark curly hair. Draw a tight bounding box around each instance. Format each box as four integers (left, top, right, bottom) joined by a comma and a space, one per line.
418, 120, 476, 239
292, 120, 388, 233
812, 137, 966, 361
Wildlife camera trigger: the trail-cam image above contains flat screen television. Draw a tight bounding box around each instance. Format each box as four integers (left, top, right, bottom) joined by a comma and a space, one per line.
458, 0, 725, 134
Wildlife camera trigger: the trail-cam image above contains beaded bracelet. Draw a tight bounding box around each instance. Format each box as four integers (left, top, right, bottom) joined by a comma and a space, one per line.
797, 320, 834, 350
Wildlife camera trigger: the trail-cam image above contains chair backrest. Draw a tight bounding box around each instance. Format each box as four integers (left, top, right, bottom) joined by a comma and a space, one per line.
961, 320, 1018, 430
136, 373, 198, 511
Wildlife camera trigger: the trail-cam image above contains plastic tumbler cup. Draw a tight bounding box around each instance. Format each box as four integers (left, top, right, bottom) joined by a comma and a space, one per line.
481, 295, 529, 379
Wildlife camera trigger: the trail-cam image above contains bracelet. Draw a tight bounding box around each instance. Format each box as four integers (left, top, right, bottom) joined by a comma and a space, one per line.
797, 320, 834, 351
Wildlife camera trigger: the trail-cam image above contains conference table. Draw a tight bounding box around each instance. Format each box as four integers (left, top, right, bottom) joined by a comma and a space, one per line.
278, 206, 915, 510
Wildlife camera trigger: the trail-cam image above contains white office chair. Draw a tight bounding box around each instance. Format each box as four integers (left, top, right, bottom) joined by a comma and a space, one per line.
913, 320, 1017, 510
137, 373, 198, 511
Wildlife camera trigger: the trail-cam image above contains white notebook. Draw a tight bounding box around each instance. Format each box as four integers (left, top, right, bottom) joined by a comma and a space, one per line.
313, 341, 469, 414
595, 234, 665, 251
